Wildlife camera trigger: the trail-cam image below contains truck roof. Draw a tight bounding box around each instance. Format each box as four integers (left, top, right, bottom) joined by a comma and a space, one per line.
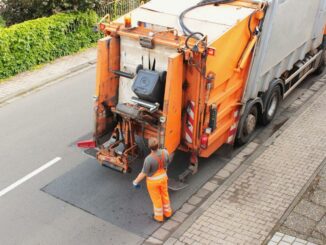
115, 0, 255, 43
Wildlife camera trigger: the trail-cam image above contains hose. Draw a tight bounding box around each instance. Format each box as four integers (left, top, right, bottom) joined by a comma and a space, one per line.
185, 32, 205, 49
178, 0, 235, 37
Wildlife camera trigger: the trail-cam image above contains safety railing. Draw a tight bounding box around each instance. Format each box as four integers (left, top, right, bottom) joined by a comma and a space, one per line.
96, 0, 148, 20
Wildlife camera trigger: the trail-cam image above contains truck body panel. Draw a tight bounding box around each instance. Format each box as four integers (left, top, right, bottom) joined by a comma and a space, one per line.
116, 0, 255, 43
81, 0, 326, 175
245, 0, 326, 102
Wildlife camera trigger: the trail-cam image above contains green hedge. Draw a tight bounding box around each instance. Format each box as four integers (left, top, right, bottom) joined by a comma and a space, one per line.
0, 11, 100, 79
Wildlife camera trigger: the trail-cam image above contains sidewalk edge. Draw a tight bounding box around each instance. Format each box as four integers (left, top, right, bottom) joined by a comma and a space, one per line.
0, 59, 96, 106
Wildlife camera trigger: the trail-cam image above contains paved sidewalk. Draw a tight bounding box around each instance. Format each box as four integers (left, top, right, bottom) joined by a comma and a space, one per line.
0, 47, 96, 105
164, 87, 326, 244
274, 163, 326, 244
268, 232, 316, 245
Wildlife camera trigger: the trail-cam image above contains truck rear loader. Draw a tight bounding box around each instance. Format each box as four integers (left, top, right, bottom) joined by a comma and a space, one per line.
78, 0, 326, 183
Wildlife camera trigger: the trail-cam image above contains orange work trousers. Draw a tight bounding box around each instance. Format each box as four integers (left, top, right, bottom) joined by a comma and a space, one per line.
146, 169, 172, 222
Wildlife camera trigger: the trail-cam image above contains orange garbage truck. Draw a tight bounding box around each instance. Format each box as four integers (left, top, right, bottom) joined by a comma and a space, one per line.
78, 0, 326, 180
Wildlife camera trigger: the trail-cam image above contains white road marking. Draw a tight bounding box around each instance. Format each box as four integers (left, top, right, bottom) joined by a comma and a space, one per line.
0, 157, 62, 197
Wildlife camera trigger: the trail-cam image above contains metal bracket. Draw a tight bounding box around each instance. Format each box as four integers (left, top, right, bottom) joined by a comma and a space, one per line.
139, 36, 154, 49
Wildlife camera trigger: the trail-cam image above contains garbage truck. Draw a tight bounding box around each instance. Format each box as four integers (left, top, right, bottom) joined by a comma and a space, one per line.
78, 0, 326, 180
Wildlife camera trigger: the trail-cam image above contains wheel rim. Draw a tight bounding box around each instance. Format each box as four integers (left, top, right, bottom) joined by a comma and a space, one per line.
267, 94, 278, 118
244, 114, 257, 135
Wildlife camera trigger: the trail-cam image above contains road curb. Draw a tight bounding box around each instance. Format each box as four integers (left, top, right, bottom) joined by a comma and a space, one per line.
0, 59, 96, 106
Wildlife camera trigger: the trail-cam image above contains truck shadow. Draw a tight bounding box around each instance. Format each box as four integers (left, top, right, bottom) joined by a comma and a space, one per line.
42, 149, 228, 238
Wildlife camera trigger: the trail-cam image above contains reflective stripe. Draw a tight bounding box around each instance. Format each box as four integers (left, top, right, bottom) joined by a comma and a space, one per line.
154, 207, 163, 216
163, 204, 171, 211
147, 173, 167, 181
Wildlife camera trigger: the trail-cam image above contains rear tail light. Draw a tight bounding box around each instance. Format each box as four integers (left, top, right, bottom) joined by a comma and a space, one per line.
200, 133, 209, 149
200, 128, 211, 149
207, 47, 216, 56
77, 140, 97, 149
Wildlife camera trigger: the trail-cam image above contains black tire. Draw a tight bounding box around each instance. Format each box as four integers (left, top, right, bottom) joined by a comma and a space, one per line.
236, 104, 258, 146
260, 86, 281, 126
314, 51, 325, 75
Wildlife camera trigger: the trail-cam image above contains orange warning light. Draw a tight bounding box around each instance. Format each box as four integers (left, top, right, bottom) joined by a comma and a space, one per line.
124, 15, 132, 28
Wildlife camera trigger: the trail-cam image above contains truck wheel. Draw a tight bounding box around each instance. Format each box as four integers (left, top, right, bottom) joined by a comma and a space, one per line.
260, 86, 281, 126
236, 104, 258, 146
314, 53, 325, 75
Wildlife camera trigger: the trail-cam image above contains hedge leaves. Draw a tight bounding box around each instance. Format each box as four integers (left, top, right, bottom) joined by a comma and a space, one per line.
0, 11, 100, 79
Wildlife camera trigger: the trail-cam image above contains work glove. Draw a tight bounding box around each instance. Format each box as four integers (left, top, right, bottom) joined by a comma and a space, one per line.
133, 181, 141, 189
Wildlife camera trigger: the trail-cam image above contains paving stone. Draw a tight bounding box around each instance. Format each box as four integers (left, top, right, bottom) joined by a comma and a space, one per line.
320, 165, 326, 176
229, 157, 243, 166
311, 190, 326, 207
294, 199, 325, 221
171, 211, 188, 223
279, 225, 307, 240
270, 233, 283, 242
295, 237, 309, 244
188, 196, 202, 206
152, 228, 171, 241
310, 81, 325, 91
311, 231, 324, 240
279, 241, 291, 245
283, 213, 316, 235
195, 188, 210, 198
315, 216, 326, 237
293, 241, 306, 245
241, 143, 258, 155
164, 237, 177, 245
208, 178, 219, 185
162, 220, 180, 231
267, 241, 277, 245
215, 169, 230, 179
223, 163, 238, 173
282, 234, 296, 243
275, 232, 285, 237
145, 237, 163, 245
317, 178, 326, 192
211, 177, 224, 185
307, 237, 323, 245
174, 241, 185, 245
179, 203, 196, 214
202, 182, 218, 192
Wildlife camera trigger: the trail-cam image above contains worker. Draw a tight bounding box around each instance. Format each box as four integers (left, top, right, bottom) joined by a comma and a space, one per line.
133, 137, 173, 222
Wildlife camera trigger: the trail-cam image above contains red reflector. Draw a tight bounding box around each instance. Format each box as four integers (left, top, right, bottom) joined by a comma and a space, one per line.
207, 47, 216, 56
99, 23, 106, 31
77, 140, 97, 149
200, 134, 209, 149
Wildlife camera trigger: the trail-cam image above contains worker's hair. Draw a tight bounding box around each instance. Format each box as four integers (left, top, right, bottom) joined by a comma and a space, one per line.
148, 137, 159, 151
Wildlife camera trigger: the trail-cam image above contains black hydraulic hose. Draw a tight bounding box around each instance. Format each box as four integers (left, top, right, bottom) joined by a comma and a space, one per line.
185, 32, 205, 49
179, 0, 235, 37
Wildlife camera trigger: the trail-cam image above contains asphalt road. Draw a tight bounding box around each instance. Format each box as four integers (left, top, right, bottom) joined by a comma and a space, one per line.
0, 64, 320, 245
0, 67, 229, 245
